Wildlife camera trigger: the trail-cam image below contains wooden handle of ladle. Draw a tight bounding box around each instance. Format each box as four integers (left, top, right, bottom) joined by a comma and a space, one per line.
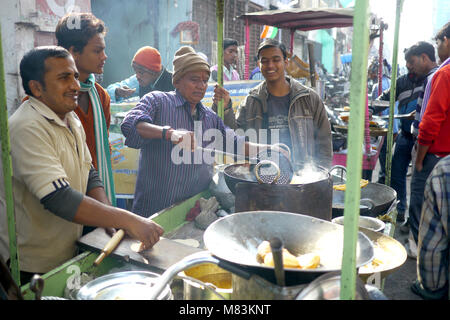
93, 229, 125, 266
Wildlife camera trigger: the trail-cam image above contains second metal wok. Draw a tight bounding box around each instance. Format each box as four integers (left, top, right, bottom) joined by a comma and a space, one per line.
332, 183, 397, 218
223, 162, 330, 194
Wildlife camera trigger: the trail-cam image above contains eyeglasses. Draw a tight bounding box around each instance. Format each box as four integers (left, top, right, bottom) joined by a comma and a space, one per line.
133, 63, 160, 77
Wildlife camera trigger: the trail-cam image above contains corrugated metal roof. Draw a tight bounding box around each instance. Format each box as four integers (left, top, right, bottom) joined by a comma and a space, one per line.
238, 7, 354, 31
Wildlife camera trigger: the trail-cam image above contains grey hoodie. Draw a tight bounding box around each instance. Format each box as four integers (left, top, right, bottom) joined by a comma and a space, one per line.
214, 77, 332, 169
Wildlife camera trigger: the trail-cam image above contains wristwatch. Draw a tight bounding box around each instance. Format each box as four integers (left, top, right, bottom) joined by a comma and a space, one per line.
161, 125, 172, 140
225, 100, 233, 111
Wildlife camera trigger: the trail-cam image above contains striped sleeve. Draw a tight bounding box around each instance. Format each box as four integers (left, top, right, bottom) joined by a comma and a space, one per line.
121, 93, 159, 149
417, 158, 450, 292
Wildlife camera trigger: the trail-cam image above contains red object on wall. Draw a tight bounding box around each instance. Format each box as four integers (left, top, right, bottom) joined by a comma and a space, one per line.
171, 21, 200, 43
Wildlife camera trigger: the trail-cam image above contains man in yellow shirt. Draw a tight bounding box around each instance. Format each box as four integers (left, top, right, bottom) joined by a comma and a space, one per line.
0, 46, 163, 284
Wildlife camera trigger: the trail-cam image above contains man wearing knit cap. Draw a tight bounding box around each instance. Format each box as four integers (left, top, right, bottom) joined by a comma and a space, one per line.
107, 46, 174, 103
121, 46, 285, 217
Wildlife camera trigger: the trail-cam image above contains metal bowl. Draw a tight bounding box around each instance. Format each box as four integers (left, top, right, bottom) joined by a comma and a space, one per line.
181, 263, 232, 300
76, 271, 172, 300
332, 216, 385, 233
357, 228, 407, 282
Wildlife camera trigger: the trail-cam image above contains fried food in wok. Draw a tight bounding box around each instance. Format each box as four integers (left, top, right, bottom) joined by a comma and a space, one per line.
256, 240, 272, 261
333, 179, 369, 191
256, 241, 321, 269
359, 241, 391, 273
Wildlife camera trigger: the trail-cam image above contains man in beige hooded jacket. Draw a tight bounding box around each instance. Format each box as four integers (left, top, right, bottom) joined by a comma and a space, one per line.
213, 39, 332, 170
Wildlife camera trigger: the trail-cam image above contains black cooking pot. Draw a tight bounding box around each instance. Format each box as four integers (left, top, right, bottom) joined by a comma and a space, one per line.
225, 163, 334, 221
223, 162, 331, 194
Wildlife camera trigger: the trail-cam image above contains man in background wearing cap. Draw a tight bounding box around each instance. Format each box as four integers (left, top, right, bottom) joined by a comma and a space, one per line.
210, 38, 240, 82
121, 46, 283, 217
107, 46, 174, 103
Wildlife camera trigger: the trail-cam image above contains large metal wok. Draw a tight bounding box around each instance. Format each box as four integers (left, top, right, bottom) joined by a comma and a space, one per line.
332, 183, 397, 218
204, 211, 373, 281
148, 211, 374, 299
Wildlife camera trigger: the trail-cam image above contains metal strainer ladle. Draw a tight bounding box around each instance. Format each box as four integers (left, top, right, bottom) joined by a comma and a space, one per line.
254, 160, 281, 184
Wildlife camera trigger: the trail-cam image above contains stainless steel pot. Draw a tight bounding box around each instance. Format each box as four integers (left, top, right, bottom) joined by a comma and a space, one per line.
77, 271, 172, 300
332, 216, 385, 233
180, 263, 232, 300
231, 273, 307, 300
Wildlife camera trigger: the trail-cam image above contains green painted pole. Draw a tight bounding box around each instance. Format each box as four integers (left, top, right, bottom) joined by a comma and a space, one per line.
0, 24, 20, 286
385, 0, 404, 187
216, 0, 224, 120
340, 0, 370, 300
215, 0, 224, 164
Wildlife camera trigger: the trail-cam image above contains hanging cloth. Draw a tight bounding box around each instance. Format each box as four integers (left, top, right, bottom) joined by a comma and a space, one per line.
79, 74, 116, 206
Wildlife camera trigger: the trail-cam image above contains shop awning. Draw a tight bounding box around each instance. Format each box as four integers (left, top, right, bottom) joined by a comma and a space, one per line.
238, 7, 354, 31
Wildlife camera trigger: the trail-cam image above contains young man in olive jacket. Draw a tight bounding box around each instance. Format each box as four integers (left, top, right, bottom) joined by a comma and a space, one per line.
212, 39, 332, 170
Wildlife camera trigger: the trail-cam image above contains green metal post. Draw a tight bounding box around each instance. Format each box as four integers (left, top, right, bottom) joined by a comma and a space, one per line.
215, 0, 225, 164
0, 24, 20, 286
340, 0, 370, 300
385, 0, 404, 187
216, 0, 224, 120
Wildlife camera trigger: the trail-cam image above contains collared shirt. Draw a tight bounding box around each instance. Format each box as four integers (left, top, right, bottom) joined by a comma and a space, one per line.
121, 90, 245, 217
0, 97, 91, 273
210, 65, 240, 82
412, 66, 439, 138
417, 154, 450, 296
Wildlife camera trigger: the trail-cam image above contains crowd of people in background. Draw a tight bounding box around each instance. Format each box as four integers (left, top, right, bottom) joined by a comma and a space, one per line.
369, 22, 450, 300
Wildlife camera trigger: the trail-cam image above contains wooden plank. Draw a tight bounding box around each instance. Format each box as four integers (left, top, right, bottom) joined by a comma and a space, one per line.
77, 229, 203, 273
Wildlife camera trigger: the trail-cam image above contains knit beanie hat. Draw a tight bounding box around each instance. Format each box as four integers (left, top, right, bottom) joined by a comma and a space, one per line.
132, 46, 162, 72
172, 46, 210, 84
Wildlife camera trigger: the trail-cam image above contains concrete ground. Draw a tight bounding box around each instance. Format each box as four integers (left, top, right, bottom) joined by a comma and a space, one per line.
370, 159, 423, 300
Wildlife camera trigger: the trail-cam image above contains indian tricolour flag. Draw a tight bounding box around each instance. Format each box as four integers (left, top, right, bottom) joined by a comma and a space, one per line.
260, 25, 278, 39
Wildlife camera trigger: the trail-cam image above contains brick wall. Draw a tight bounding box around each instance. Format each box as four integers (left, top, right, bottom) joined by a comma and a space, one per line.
192, 0, 265, 79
